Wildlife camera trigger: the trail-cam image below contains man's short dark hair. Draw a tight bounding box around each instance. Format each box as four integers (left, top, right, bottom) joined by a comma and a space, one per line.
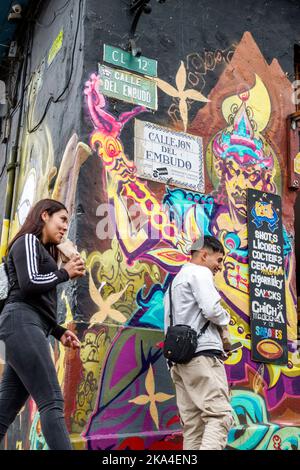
190, 235, 225, 256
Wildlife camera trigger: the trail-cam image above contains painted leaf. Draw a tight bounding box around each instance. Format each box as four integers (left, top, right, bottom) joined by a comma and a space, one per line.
155, 392, 174, 403
129, 395, 149, 405
149, 401, 159, 430
89, 274, 104, 308
108, 308, 127, 324
179, 99, 188, 132
155, 78, 179, 98
176, 61, 186, 93
145, 364, 155, 397
105, 285, 128, 307
89, 310, 107, 324
185, 88, 210, 102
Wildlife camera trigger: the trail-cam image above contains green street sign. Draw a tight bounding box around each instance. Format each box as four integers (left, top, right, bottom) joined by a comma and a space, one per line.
103, 44, 157, 77
98, 64, 157, 110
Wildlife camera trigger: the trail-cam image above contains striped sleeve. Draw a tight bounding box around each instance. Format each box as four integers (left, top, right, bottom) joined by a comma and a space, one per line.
11, 234, 69, 295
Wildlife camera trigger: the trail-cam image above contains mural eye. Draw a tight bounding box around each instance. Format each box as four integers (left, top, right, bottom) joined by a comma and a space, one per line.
248, 172, 258, 182
226, 166, 236, 177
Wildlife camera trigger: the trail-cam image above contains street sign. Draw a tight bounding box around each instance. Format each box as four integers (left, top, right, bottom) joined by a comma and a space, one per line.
103, 44, 157, 77
98, 64, 157, 110
134, 120, 204, 192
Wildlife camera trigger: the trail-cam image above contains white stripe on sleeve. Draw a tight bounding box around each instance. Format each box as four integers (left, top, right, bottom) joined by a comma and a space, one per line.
25, 234, 58, 284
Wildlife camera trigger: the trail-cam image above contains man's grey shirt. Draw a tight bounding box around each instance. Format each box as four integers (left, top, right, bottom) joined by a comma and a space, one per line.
164, 263, 230, 353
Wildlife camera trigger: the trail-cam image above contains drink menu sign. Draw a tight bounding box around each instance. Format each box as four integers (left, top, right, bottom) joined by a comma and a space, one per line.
247, 189, 288, 364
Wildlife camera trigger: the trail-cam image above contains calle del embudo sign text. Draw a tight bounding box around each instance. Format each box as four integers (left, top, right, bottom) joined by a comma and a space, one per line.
247, 188, 288, 364
98, 64, 157, 110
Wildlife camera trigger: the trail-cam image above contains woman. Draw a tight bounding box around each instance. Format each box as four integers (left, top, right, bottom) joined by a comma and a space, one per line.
0, 199, 85, 450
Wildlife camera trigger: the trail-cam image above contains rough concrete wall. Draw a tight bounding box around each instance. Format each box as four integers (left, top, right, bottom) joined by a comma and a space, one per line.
1, 0, 300, 451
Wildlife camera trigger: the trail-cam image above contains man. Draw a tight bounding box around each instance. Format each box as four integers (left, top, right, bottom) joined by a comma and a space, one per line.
164, 235, 233, 450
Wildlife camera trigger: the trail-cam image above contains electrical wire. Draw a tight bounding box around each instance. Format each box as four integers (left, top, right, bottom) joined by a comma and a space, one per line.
6, 0, 71, 121
0, 135, 9, 179
0, 20, 34, 181
4, 0, 42, 119
27, 0, 83, 134
8, 20, 34, 120
6, 51, 24, 109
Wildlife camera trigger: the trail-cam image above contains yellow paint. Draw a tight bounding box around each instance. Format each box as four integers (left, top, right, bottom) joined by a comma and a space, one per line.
294, 152, 300, 174
72, 328, 111, 432
129, 364, 174, 430
84, 240, 161, 320
89, 279, 128, 325
48, 30, 64, 66
70, 434, 86, 450
0, 219, 10, 258
155, 61, 209, 132
61, 290, 74, 325
221, 74, 271, 132
16, 440, 23, 450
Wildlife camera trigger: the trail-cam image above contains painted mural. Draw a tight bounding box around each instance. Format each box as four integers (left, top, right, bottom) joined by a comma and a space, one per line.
1, 31, 300, 451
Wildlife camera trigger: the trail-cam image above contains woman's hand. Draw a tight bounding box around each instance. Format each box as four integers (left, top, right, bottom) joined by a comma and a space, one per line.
60, 330, 81, 349
63, 254, 86, 279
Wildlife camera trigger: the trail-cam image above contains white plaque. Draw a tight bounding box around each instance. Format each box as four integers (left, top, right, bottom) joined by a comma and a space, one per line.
134, 120, 204, 192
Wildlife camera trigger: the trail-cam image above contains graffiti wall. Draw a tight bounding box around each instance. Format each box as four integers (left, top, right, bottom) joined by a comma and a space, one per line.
1, 0, 300, 451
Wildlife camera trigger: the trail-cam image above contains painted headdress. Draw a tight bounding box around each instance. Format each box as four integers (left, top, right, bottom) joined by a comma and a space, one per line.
213, 75, 274, 169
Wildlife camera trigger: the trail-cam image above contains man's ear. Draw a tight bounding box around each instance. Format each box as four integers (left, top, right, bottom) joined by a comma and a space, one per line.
200, 248, 208, 261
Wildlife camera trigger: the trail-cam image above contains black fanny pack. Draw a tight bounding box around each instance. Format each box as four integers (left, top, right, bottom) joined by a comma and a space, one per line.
163, 279, 209, 364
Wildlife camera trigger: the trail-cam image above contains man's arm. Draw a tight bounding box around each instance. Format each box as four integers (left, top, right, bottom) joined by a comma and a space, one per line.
190, 271, 230, 326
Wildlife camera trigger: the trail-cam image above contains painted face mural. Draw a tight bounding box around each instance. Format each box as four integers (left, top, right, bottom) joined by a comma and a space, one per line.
205, 73, 296, 347
79, 33, 299, 451
205, 77, 278, 304
210, 75, 277, 226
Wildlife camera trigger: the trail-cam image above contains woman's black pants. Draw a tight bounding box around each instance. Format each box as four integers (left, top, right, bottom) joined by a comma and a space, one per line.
0, 302, 72, 450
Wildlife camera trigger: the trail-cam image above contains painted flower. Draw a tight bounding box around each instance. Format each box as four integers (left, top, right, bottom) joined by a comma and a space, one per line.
155, 61, 209, 131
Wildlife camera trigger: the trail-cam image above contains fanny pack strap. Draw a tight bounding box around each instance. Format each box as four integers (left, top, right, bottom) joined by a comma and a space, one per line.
198, 320, 210, 338
168, 278, 174, 327
168, 278, 209, 337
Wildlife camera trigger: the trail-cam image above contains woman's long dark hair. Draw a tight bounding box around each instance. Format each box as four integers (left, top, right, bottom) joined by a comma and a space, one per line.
8, 199, 68, 260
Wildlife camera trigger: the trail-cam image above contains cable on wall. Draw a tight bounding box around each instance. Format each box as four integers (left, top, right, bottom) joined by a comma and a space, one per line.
27, 0, 83, 134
